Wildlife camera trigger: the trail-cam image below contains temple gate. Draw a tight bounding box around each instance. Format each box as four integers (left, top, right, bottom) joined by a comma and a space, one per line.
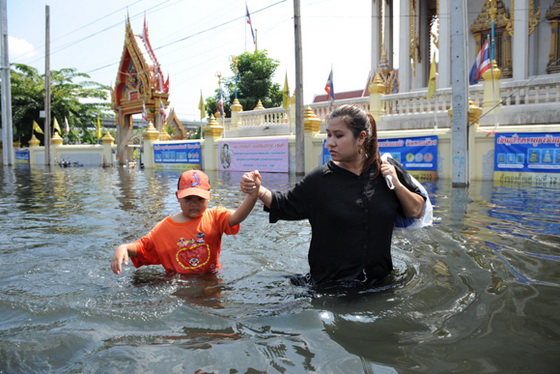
111, 17, 170, 165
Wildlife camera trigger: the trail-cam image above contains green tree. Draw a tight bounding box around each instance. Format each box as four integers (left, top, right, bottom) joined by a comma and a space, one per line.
204, 50, 282, 118
4, 63, 111, 146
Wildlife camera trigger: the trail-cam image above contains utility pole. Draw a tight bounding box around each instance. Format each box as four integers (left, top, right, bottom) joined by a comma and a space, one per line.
293, 0, 304, 175
0, 0, 14, 165
450, 0, 469, 186
44, 5, 51, 166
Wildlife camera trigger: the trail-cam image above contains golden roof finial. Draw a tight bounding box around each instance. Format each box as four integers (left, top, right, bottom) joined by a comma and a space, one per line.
232, 56, 239, 75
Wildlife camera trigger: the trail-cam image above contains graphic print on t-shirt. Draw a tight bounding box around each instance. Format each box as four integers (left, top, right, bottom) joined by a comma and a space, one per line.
175, 232, 211, 270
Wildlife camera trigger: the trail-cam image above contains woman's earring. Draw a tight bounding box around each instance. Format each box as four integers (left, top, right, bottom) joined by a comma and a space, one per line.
358, 147, 363, 155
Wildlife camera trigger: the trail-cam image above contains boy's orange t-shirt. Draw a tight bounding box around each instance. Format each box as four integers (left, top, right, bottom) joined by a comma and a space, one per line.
130, 206, 240, 273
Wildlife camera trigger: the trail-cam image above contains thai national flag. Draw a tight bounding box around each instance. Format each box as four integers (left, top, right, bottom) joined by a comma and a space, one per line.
325, 69, 334, 104
142, 102, 149, 122
159, 100, 167, 122
246, 5, 256, 45
469, 39, 491, 85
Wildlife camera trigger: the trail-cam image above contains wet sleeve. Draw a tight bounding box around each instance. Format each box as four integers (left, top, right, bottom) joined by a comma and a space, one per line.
264, 178, 309, 223
389, 158, 426, 200
130, 230, 161, 268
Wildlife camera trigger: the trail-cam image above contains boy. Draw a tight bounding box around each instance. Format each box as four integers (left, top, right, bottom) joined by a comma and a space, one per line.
111, 169, 261, 275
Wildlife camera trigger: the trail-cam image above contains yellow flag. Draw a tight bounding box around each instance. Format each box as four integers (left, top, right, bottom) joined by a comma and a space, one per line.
96, 116, 102, 140
33, 120, 44, 134
282, 72, 290, 110
427, 53, 437, 99
53, 118, 62, 134
198, 91, 206, 120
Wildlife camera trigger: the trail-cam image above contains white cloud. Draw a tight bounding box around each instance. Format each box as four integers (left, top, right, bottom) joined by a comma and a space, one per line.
8, 36, 38, 60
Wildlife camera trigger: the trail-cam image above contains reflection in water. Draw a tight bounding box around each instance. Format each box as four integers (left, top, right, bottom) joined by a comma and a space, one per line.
0, 165, 559, 373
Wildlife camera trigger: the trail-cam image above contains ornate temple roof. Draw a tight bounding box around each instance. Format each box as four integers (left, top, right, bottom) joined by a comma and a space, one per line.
111, 16, 169, 120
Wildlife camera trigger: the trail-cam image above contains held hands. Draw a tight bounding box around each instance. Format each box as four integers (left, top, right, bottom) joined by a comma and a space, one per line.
240, 170, 262, 196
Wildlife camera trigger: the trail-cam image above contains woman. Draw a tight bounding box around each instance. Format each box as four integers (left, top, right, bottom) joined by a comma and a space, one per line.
241, 105, 425, 288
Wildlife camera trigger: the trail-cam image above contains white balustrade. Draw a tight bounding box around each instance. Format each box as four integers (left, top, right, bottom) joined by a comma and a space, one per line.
224, 74, 560, 135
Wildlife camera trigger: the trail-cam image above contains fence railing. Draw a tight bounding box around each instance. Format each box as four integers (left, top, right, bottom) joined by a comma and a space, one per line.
223, 74, 560, 133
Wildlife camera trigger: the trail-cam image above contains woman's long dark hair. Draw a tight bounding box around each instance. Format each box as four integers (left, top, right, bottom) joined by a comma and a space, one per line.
328, 104, 381, 178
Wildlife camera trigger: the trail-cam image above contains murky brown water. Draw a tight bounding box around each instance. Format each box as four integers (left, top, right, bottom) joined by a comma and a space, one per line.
1, 165, 559, 373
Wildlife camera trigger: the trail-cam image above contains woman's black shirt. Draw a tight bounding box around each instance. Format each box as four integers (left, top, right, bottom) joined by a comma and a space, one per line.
266, 159, 423, 286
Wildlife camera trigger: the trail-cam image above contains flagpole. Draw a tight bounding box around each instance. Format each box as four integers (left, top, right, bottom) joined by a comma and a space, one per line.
489, 0, 496, 62
0, 0, 14, 165
44, 5, 52, 167
293, 0, 304, 175
489, 0, 499, 130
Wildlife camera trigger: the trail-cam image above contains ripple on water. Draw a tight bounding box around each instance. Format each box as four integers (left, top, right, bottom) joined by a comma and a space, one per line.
2, 167, 560, 373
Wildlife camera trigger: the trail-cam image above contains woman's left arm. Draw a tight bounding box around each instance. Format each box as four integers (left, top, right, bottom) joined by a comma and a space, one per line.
380, 161, 425, 218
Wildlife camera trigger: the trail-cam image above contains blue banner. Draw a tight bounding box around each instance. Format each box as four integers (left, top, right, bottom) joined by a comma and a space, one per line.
495, 132, 560, 173
154, 142, 201, 164
378, 135, 438, 171
323, 135, 438, 178
15, 148, 29, 162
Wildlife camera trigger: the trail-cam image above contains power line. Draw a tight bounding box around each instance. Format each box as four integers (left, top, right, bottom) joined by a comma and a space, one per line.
85, 0, 287, 75
12, 0, 176, 64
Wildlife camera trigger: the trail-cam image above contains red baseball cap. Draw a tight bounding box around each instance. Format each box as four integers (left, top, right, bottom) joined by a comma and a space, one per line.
176, 170, 211, 200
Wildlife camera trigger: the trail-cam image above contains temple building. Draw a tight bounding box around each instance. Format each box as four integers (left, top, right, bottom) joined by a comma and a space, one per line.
377, 0, 556, 91
312, 0, 560, 131
111, 17, 170, 165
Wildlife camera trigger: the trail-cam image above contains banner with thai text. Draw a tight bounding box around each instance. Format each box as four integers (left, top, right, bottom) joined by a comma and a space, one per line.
15, 148, 29, 163
378, 135, 438, 180
154, 142, 201, 164
494, 132, 560, 186
218, 138, 289, 172
323, 135, 438, 180
495, 132, 560, 173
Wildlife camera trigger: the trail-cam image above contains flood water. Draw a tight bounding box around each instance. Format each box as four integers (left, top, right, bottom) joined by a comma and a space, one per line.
1, 164, 559, 374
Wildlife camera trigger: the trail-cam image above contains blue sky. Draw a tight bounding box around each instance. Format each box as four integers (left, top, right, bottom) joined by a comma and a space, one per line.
7, 0, 372, 120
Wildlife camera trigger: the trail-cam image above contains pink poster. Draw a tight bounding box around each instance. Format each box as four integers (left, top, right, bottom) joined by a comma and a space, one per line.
218, 138, 289, 172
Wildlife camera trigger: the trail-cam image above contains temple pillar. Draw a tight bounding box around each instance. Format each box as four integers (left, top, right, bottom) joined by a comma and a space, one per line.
303, 106, 322, 174
513, 0, 529, 80
467, 99, 483, 181
102, 131, 115, 167
398, 0, 411, 92
368, 72, 385, 119
51, 132, 63, 147
116, 110, 132, 166
142, 122, 159, 169
29, 134, 40, 147
371, 0, 381, 75
230, 99, 243, 130
439, 0, 451, 88
383, 1, 393, 67
253, 100, 265, 126
482, 60, 502, 115
201, 115, 223, 171
51, 132, 63, 164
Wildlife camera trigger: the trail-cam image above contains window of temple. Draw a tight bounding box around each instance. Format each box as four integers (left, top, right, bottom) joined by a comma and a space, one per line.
470, 0, 513, 79
546, 0, 560, 74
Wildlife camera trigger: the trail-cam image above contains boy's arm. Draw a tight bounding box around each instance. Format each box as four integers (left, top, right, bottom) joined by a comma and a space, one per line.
111, 243, 138, 275
228, 170, 261, 227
